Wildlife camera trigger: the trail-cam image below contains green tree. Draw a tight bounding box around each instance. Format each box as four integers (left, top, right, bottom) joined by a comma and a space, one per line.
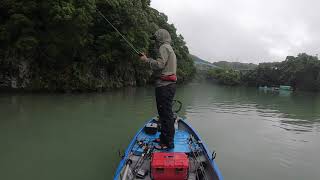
0, 0, 195, 91
207, 68, 241, 86
241, 53, 320, 91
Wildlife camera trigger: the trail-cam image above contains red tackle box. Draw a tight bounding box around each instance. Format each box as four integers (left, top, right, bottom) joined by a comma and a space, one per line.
151, 152, 189, 180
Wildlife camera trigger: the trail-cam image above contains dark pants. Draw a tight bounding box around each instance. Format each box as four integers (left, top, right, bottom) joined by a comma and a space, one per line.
155, 83, 176, 147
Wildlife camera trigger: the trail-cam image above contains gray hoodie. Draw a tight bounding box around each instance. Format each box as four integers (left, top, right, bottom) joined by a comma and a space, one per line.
147, 29, 177, 87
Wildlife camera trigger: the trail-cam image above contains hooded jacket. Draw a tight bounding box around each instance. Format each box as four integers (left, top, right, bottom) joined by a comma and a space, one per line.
147, 29, 177, 87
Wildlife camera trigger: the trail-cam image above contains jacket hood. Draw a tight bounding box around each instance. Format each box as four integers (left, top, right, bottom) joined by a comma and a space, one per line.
154, 29, 172, 44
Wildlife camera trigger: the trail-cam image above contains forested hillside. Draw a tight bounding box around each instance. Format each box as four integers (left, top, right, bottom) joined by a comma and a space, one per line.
241, 53, 320, 91
190, 54, 220, 71
206, 53, 320, 92
0, 0, 195, 92
213, 61, 257, 70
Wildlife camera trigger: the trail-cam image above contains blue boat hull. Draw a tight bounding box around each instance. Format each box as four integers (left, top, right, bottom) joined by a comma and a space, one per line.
114, 117, 223, 180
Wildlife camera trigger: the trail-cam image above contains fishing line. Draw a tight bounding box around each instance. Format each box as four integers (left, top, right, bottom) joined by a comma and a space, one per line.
96, 9, 142, 56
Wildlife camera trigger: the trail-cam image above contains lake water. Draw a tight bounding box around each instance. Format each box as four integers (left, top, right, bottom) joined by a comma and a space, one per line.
1, 83, 320, 180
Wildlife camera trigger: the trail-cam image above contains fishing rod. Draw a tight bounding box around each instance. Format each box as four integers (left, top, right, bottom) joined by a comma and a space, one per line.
96, 9, 143, 56
189, 135, 208, 180
132, 142, 154, 179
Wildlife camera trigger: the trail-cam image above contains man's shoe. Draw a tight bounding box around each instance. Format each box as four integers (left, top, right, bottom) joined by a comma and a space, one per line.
153, 138, 161, 143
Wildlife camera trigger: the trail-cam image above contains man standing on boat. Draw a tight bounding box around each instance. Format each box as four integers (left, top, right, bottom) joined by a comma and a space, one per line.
140, 29, 177, 150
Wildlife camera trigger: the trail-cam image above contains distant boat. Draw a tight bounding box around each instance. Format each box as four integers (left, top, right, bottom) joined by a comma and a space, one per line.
279, 85, 293, 91
114, 117, 223, 180
259, 85, 293, 91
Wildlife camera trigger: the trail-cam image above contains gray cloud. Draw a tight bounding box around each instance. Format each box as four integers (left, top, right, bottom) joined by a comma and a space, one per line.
151, 0, 320, 63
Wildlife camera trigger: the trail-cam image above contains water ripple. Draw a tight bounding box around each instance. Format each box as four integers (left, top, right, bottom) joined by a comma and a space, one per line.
186, 100, 320, 133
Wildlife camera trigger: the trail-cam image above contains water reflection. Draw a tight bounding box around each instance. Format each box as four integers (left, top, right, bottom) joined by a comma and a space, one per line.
1, 83, 320, 180
180, 83, 320, 132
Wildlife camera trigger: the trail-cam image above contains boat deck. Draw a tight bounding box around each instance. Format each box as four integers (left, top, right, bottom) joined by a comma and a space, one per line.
132, 129, 200, 155
115, 119, 222, 180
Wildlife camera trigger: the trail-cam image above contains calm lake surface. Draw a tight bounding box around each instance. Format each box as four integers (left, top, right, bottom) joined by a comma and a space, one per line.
1, 83, 320, 180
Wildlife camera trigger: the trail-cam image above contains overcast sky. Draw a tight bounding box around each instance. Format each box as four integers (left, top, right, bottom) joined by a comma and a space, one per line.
151, 0, 320, 63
